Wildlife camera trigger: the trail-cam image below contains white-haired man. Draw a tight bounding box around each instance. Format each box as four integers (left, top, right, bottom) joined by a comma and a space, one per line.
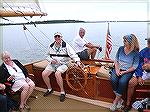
72, 28, 102, 60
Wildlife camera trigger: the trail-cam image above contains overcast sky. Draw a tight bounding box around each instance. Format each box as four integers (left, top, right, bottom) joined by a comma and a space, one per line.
1, 0, 149, 23
39, 1, 148, 21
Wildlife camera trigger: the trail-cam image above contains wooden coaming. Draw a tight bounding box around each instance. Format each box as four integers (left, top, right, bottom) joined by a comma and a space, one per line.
24, 60, 150, 103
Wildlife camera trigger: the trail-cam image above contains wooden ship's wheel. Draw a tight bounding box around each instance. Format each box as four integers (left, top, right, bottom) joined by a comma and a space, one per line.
66, 64, 88, 91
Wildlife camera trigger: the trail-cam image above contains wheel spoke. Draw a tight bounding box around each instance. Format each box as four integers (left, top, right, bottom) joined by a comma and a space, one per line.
66, 65, 87, 91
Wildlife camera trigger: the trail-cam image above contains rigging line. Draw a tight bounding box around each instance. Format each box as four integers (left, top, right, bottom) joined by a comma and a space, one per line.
2, 17, 10, 21
22, 26, 45, 58
23, 24, 48, 57
35, 0, 42, 11
2, 6, 7, 11
27, 1, 41, 12
16, 8, 29, 21
2, 0, 18, 14
2, 16, 14, 23
33, 25, 51, 42
27, 3, 36, 18
23, 26, 32, 49
30, 8, 36, 18
24, 25, 47, 49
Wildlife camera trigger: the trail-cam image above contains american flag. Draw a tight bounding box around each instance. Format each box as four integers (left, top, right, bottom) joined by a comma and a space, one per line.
104, 23, 112, 60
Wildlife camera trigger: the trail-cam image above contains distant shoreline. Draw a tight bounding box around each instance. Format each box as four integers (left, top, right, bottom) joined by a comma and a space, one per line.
2, 22, 147, 64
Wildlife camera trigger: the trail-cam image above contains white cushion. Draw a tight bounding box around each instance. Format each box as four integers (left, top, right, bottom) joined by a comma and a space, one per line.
96, 66, 110, 79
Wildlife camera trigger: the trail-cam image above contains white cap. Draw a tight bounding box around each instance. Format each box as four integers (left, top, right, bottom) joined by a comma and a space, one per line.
54, 32, 62, 37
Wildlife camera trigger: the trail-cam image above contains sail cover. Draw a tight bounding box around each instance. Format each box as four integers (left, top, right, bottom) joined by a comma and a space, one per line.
0, 0, 47, 17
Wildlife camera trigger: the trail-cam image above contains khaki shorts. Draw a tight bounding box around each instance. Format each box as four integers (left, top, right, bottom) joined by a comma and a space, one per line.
45, 63, 68, 73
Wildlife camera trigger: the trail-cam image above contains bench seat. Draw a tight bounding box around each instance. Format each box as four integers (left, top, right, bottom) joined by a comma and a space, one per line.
33, 60, 49, 69
32, 60, 150, 102
32, 60, 97, 99
96, 67, 150, 85
96, 66, 150, 102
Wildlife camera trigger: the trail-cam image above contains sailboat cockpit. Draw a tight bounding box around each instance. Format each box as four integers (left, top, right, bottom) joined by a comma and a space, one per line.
0, 0, 150, 112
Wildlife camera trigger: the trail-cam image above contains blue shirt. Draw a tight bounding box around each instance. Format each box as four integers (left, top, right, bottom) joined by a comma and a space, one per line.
115, 46, 139, 70
135, 47, 150, 77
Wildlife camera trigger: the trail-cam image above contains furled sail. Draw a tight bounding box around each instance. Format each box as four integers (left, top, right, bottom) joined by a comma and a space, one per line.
0, 0, 47, 17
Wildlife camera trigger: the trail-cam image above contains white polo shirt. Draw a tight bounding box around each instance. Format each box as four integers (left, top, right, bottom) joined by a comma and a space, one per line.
72, 35, 89, 53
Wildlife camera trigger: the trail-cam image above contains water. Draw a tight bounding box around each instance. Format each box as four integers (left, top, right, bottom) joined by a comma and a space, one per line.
2, 22, 148, 64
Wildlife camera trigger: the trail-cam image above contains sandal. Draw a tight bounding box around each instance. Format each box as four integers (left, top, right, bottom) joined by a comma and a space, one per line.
24, 104, 31, 110
19, 107, 25, 112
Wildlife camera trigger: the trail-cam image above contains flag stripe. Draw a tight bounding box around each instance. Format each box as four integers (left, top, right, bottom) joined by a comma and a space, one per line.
105, 24, 112, 60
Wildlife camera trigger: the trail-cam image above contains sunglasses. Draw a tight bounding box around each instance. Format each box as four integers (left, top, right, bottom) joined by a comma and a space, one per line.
54, 35, 61, 38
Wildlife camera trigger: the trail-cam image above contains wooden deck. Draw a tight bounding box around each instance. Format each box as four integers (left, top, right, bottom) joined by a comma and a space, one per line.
27, 90, 110, 112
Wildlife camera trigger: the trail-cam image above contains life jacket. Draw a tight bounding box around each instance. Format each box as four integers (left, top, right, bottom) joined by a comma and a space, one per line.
49, 41, 69, 57
50, 41, 66, 48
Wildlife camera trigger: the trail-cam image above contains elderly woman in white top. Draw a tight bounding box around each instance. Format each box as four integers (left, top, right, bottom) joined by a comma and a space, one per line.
0, 51, 35, 111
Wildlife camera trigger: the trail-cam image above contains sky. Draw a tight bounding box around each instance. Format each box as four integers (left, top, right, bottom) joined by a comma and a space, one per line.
38, 1, 149, 21
1, 0, 149, 23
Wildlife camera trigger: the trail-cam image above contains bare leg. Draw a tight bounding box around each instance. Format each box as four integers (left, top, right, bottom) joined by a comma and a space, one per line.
42, 70, 53, 89
24, 80, 35, 105
19, 84, 30, 108
126, 77, 138, 106
55, 71, 64, 92
87, 48, 97, 59
113, 95, 122, 105
110, 94, 122, 111
91, 48, 97, 59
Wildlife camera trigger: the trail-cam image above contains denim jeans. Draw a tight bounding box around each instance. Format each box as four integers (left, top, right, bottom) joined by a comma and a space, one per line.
0, 94, 7, 112
110, 69, 133, 96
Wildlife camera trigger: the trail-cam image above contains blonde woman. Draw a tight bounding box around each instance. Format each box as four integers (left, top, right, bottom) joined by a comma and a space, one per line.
0, 51, 35, 111
110, 34, 139, 111
124, 38, 150, 112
